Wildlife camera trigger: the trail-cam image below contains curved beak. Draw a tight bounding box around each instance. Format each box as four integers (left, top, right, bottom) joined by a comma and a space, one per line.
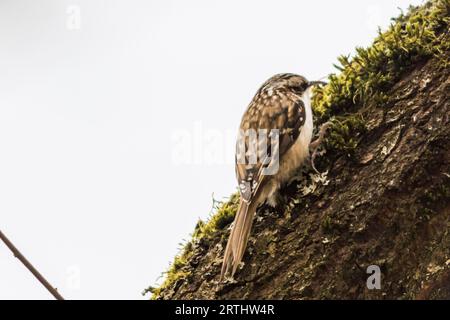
308, 80, 327, 88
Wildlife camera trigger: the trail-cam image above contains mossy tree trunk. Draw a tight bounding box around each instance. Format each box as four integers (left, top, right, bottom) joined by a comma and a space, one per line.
157, 56, 450, 300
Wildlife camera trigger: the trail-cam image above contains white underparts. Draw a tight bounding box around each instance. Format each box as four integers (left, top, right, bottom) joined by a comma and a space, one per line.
262, 87, 314, 207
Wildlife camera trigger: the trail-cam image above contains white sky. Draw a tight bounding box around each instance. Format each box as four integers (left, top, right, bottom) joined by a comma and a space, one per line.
0, 0, 423, 300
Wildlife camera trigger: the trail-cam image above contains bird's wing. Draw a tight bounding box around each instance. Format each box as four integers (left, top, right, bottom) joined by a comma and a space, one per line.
221, 90, 306, 279
236, 90, 306, 202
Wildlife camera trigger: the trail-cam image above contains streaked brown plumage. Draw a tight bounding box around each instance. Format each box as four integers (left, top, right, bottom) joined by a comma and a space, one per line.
221, 73, 326, 280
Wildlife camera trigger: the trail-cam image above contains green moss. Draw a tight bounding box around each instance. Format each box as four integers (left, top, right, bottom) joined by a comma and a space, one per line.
311, 0, 449, 158
148, 194, 239, 299
193, 193, 239, 240
313, 0, 449, 120
145, 240, 195, 299
324, 114, 366, 156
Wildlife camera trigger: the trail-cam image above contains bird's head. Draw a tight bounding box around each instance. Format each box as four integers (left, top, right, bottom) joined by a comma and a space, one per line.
261, 73, 326, 94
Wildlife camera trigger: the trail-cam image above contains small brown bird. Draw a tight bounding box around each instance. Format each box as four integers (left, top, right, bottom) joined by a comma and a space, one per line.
221, 73, 329, 280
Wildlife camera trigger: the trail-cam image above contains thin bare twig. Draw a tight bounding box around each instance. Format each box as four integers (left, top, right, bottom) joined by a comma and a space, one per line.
0, 229, 64, 300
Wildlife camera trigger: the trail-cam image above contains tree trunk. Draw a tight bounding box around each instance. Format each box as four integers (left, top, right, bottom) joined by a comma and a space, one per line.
157, 55, 450, 300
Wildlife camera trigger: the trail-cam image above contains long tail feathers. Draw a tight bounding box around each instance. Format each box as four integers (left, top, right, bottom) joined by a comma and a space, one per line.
220, 199, 256, 281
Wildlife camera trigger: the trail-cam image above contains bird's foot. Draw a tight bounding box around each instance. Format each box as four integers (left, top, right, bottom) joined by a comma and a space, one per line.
265, 191, 287, 215
266, 192, 279, 208
309, 121, 332, 173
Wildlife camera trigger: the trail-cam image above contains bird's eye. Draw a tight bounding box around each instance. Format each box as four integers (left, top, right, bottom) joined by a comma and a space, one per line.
294, 81, 308, 92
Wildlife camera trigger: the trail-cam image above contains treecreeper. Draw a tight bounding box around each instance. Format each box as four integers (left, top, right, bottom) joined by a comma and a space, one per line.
221, 73, 330, 280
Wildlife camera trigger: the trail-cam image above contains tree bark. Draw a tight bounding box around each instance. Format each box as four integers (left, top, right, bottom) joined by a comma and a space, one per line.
158, 56, 450, 300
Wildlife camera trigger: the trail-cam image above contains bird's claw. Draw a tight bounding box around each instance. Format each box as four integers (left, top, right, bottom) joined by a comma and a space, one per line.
309, 121, 332, 174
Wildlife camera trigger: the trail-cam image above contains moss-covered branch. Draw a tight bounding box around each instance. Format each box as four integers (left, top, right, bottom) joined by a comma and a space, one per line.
147, 0, 450, 299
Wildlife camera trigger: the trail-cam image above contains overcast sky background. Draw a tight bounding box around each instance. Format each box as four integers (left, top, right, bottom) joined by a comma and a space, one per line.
0, 0, 423, 300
